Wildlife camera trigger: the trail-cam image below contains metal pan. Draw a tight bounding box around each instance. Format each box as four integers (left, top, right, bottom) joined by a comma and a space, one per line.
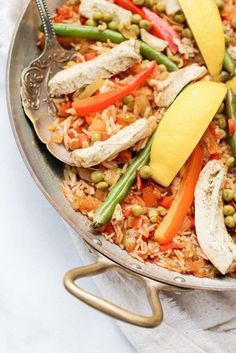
7, 0, 236, 328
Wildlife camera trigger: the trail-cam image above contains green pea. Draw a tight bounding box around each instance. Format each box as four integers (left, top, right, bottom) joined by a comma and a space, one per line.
225, 216, 235, 228
108, 21, 118, 31
233, 213, 236, 223
66, 60, 76, 68
223, 189, 234, 202
118, 22, 128, 32
232, 17, 236, 29
131, 204, 144, 217
91, 132, 101, 143
96, 181, 109, 190
233, 193, 236, 202
93, 11, 103, 21
144, 0, 152, 6
133, 0, 145, 5
174, 12, 186, 23
227, 157, 236, 168
159, 64, 167, 72
150, 216, 157, 223
139, 165, 152, 179
148, 209, 158, 223
85, 19, 97, 27
139, 20, 152, 31
131, 14, 142, 24
223, 205, 235, 216
123, 95, 134, 105
103, 13, 113, 22
156, 2, 166, 12
215, 0, 223, 8
91, 170, 104, 184
181, 28, 193, 39
130, 24, 140, 36
157, 206, 167, 217
216, 116, 227, 129
124, 112, 136, 122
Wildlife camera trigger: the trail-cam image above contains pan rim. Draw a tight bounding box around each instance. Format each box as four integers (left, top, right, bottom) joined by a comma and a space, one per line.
6, 0, 236, 291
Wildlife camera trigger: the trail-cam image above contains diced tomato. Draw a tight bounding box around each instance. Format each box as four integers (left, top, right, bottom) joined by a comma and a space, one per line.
68, 133, 90, 150
134, 217, 143, 229
104, 223, 114, 234
84, 51, 97, 61
59, 102, 71, 117
159, 196, 174, 209
228, 118, 236, 136
67, 127, 82, 139
129, 195, 146, 206
127, 216, 135, 228
123, 207, 132, 218
142, 186, 158, 207
57, 6, 70, 18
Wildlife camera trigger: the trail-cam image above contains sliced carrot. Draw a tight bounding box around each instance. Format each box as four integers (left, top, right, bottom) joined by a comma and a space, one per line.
59, 102, 71, 117
142, 186, 158, 207
84, 51, 97, 61
72, 195, 101, 212
154, 145, 204, 245
88, 118, 106, 132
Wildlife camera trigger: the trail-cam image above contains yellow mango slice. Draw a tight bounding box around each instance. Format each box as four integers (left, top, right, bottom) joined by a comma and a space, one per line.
179, 0, 225, 80
226, 77, 236, 95
150, 81, 227, 187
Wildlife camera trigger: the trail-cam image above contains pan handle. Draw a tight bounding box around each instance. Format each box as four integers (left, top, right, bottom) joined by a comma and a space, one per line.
64, 254, 165, 328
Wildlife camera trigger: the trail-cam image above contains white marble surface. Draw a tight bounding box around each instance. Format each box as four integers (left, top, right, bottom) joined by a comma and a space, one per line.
0, 54, 136, 352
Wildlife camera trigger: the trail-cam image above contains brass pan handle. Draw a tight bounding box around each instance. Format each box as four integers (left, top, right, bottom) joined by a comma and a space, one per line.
64, 255, 165, 328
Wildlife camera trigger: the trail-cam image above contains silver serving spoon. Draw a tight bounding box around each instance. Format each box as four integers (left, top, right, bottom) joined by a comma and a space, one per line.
20, 0, 75, 165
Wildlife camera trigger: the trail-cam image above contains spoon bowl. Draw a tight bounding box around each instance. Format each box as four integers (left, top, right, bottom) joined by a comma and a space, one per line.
20, 0, 75, 165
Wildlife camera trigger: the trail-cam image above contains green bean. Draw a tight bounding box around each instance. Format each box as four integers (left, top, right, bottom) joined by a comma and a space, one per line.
223, 51, 236, 76
226, 88, 236, 160
51, 24, 178, 72
92, 135, 154, 228
139, 41, 178, 71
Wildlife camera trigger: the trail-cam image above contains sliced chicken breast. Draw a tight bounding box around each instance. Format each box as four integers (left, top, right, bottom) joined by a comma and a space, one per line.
162, 0, 181, 15
72, 116, 157, 168
140, 29, 168, 52
154, 64, 207, 107
80, 0, 132, 24
195, 160, 236, 275
49, 40, 140, 96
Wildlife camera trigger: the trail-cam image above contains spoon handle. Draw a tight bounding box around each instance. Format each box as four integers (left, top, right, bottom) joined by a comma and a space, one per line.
35, 0, 56, 42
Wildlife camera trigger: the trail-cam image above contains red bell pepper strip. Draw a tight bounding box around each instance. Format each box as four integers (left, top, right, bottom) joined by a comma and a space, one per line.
154, 145, 204, 245
73, 61, 156, 116
228, 118, 236, 136
114, 0, 146, 18
159, 196, 174, 209
143, 7, 179, 54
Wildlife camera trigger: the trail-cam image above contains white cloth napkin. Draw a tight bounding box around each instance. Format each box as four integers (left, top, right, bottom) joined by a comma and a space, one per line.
2, 1, 236, 352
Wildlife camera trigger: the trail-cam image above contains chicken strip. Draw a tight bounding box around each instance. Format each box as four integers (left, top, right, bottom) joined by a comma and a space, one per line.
195, 160, 236, 275
80, 0, 132, 24
49, 40, 140, 96
162, 0, 181, 15
154, 64, 207, 107
72, 116, 157, 168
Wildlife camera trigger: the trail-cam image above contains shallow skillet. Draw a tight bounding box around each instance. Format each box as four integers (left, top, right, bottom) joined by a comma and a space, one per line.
7, 0, 236, 328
